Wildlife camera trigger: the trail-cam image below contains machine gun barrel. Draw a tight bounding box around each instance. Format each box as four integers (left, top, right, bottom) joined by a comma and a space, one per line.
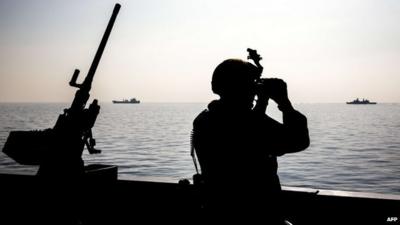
69, 3, 120, 112
82, 3, 121, 92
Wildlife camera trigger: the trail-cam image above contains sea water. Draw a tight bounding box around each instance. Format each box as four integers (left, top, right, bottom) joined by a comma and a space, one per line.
0, 102, 399, 195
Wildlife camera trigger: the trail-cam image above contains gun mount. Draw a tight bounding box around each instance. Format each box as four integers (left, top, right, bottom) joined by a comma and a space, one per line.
2, 4, 121, 179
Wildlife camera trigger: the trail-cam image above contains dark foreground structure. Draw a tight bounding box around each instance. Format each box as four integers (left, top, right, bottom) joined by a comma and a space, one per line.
1, 170, 399, 225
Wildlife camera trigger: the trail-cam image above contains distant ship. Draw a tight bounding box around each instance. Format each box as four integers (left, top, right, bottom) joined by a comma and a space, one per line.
112, 98, 140, 104
346, 98, 376, 105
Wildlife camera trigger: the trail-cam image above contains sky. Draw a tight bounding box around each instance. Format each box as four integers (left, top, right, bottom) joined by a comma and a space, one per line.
0, 0, 399, 103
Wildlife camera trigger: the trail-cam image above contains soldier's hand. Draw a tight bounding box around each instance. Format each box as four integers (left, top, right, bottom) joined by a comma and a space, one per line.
263, 78, 290, 106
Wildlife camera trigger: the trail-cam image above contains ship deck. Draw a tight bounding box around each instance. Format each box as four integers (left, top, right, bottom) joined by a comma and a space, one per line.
1, 172, 398, 225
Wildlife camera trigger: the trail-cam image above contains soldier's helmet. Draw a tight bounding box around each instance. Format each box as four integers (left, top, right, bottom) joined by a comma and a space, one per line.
211, 59, 259, 97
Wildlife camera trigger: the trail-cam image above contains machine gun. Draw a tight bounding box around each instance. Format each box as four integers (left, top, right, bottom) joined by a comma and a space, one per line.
2, 4, 121, 177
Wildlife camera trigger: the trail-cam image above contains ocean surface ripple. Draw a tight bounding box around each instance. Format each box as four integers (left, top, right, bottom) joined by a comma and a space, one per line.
0, 102, 399, 195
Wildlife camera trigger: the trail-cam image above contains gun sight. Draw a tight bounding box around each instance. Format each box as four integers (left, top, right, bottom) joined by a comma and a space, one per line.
69, 69, 81, 88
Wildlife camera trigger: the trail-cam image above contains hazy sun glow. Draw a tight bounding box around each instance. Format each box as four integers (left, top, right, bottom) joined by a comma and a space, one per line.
1, 0, 399, 103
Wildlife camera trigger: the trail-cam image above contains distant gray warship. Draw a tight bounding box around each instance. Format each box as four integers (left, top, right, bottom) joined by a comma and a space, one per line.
346, 98, 377, 104
112, 98, 140, 104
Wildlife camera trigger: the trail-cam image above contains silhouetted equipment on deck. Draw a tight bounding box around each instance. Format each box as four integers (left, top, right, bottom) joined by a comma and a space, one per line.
247, 48, 263, 77
2, 4, 121, 178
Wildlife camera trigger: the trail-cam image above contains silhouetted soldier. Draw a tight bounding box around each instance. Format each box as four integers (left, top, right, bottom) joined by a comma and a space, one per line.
192, 58, 309, 224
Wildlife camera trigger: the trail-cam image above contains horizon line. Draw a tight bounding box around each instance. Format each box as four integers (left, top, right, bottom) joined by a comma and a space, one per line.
1, 101, 399, 104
